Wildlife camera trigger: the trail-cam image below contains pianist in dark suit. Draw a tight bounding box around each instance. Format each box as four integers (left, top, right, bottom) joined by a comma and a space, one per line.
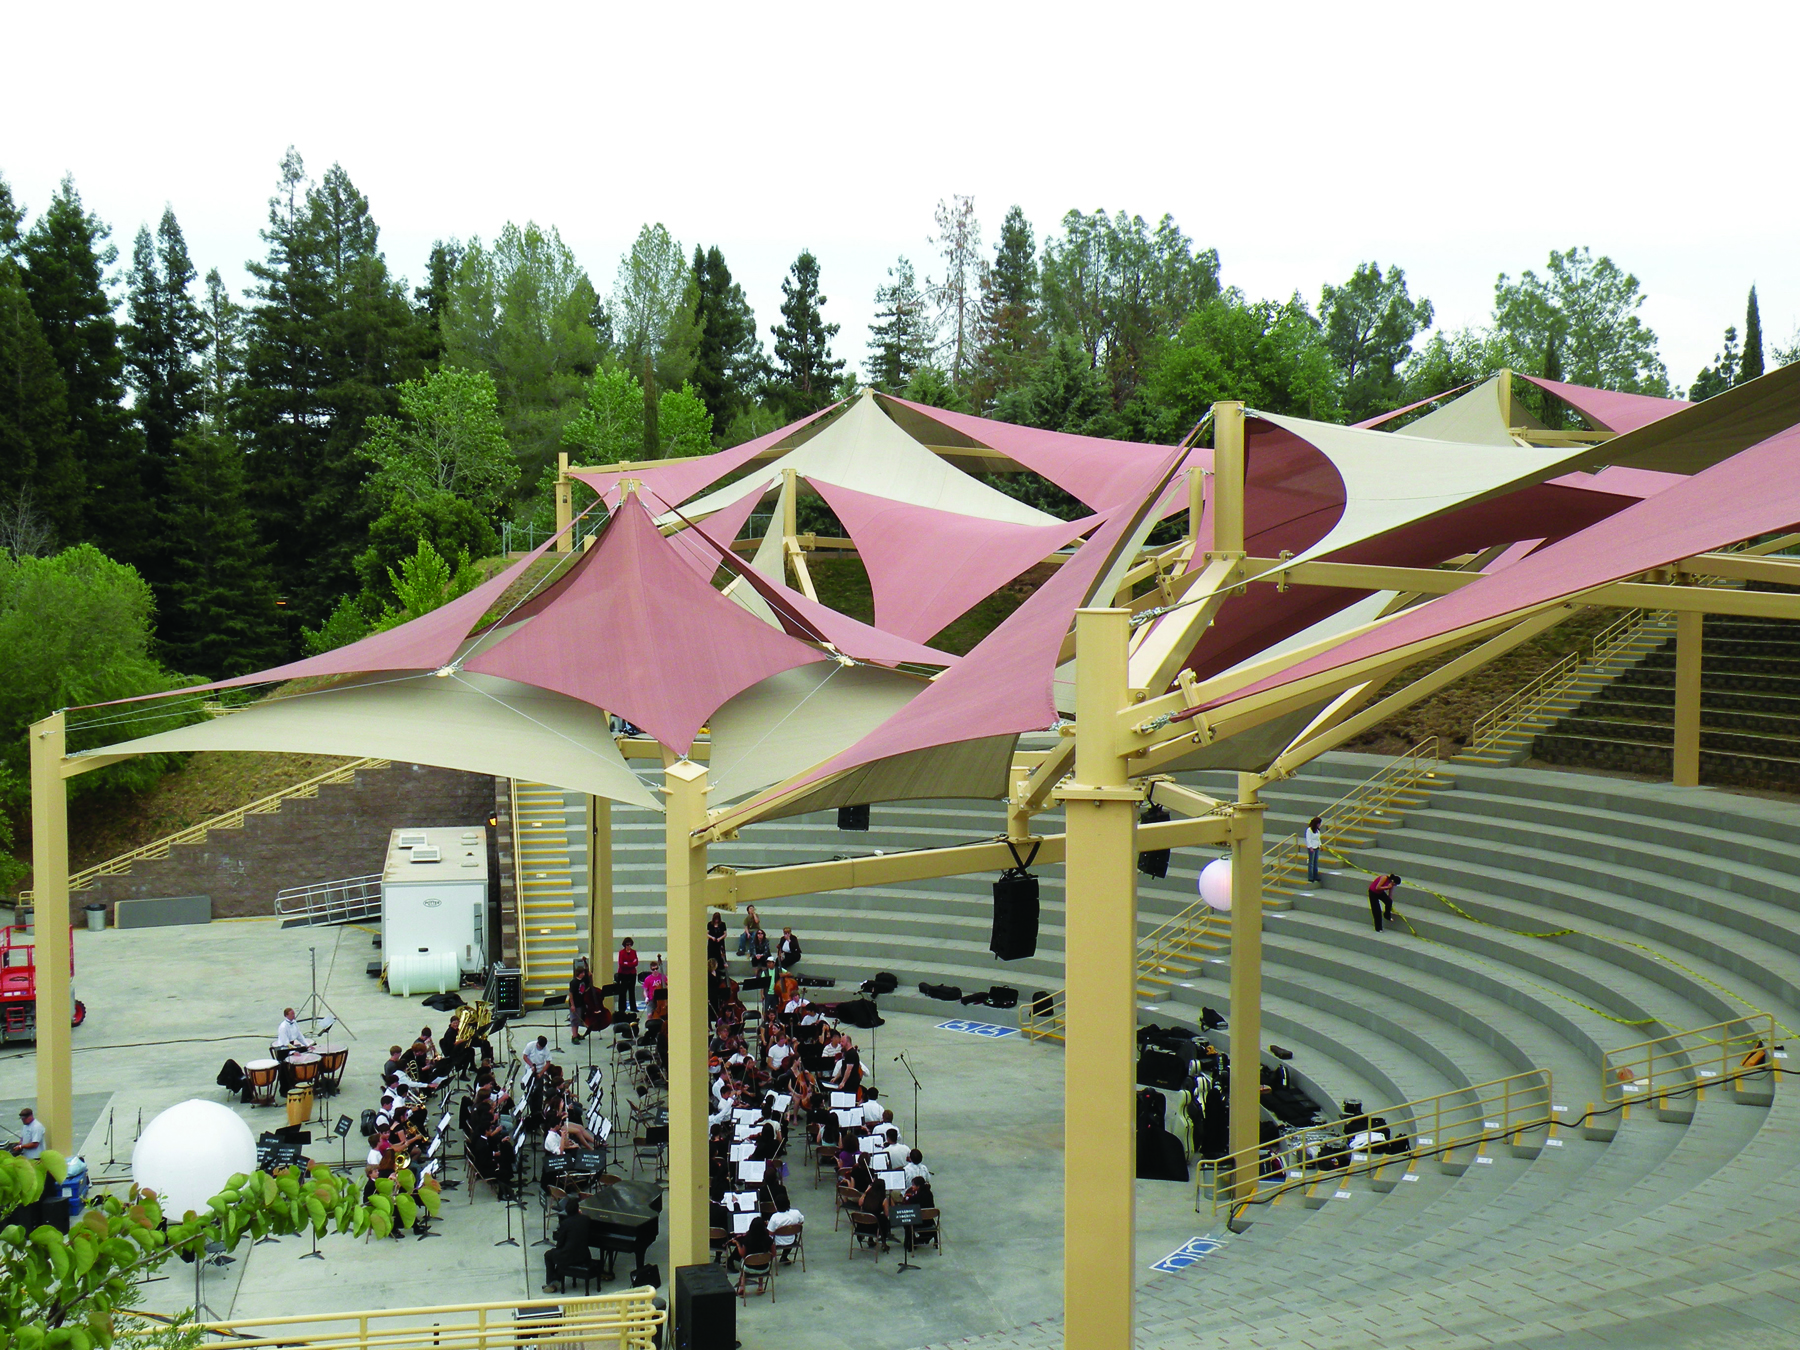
543, 1195, 592, 1294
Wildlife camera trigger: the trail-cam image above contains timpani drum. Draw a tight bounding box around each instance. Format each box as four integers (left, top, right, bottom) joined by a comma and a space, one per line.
245, 1059, 280, 1106
287, 1052, 321, 1086
316, 1046, 348, 1095
286, 1085, 314, 1128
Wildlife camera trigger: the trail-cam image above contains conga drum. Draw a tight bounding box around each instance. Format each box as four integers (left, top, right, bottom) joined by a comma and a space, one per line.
245, 1059, 280, 1107
286, 1086, 314, 1128
317, 1046, 348, 1096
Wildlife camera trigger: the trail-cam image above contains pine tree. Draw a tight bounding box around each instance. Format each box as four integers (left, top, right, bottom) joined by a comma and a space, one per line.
1741, 286, 1765, 385
927, 195, 981, 387
972, 206, 1041, 406
691, 245, 764, 429
198, 268, 243, 428
0, 175, 23, 256
238, 149, 429, 630
770, 250, 844, 417
866, 257, 935, 392
0, 254, 78, 541
415, 240, 461, 360
19, 176, 137, 555
157, 427, 284, 677
1690, 326, 1741, 401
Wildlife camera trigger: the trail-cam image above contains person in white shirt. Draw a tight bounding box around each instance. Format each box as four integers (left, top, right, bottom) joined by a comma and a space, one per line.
769, 1206, 804, 1263
544, 1127, 565, 1156
902, 1148, 930, 1185
767, 1038, 794, 1076
859, 1090, 885, 1128
523, 1036, 551, 1075
9, 1108, 44, 1159
275, 1009, 312, 1052
1303, 816, 1324, 884
881, 1128, 910, 1172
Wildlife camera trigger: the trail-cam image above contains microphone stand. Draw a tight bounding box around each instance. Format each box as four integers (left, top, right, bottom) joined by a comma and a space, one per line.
893, 1051, 922, 1148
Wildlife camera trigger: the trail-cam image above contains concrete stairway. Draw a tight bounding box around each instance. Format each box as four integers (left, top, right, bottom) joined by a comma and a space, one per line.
1535, 611, 1800, 790
510, 782, 591, 1009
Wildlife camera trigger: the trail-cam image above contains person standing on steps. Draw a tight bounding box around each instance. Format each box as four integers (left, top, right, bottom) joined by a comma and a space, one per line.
616, 937, 640, 1013
1304, 817, 1324, 884
1368, 874, 1400, 932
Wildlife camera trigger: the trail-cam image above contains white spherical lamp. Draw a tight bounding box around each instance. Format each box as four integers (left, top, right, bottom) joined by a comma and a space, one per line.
132, 1100, 258, 1218
1199, 857, 1233, 911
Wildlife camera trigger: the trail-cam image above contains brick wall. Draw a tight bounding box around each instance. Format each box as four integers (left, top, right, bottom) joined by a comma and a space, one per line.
75, 763, 498, 923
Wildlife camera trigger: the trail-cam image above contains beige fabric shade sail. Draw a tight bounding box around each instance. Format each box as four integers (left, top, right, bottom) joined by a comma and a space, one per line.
71, 671, 662, 811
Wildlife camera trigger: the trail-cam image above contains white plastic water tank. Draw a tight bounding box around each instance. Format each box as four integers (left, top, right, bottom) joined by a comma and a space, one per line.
389, 950, 459, 997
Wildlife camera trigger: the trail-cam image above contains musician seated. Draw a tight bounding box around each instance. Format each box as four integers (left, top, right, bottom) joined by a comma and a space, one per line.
855, 1176, 892, 1251
879, 1127, 910, 1172
523, 1036, 552, 1076
858, 1089, 886, 1129
770, 1203, 805, 1263
383, 1045, 406, 1079
750, 1115, 783, 1161
724, 1214, 774, 1273
542, 1194, 592, 1295
903, 1148, 931, 1185
275, 1008, 314, 1055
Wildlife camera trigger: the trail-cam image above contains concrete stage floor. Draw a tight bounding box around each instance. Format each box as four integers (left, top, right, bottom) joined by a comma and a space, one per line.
0, 917, 1212, 1348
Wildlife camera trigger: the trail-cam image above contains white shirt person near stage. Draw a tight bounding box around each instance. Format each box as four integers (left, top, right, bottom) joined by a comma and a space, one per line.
9, 1107, 45, 1159
275, 1008, 314, 1052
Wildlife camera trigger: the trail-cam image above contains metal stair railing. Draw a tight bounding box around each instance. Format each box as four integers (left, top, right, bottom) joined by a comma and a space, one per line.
1466, 610, 1673, 758
1262, 737, 1442, 898
1602, 1014, 1777, 1105
275, 874, 383, 927
19, 757, 389, 903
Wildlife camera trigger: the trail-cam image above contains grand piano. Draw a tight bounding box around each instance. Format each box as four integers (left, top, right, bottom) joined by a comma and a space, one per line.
577, 1179, 662, 1279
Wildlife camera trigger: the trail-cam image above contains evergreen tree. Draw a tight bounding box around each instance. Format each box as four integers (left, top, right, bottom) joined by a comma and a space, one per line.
769, 250, 843, 417
0, 175, 22, 256
995, 333, 1120, 436
866, 256, 934, 392
415, 239, 461, 359
237, 149, 429, 630
972, 206, 1041, 407
691, 245, 764, 429
19, 176, 136, 554
123, 208, 207, 587
613, 224, 701, 458
1741, 286, 1765, 385
157, 428, 284, 677
0, 253, 77, 543
198, 267, 243, 427
1690, 326, 1741, 401
927, 195, 981, 387
1318, 262, 1433, 422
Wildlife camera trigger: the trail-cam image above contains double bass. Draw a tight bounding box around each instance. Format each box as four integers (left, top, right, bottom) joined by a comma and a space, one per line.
578, 963, 613, 1034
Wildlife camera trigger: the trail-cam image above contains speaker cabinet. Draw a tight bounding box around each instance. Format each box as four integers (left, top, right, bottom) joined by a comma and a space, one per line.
990, 870, 1040, 960
675, 1262, 736, 1349
485, 963, 523, 1016
1138, 803, 1171, 878
837, 804, 870, 831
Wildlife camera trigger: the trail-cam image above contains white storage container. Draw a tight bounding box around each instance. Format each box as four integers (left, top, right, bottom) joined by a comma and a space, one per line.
381, 827, 489, 996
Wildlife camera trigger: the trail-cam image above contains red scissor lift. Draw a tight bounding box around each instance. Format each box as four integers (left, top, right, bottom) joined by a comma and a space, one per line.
0, 925, 85, 1043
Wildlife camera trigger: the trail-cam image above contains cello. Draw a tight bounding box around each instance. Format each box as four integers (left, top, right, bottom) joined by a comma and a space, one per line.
578, 961, 614, 1034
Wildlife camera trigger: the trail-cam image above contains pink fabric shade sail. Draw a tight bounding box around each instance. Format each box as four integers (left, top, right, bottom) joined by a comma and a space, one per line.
666, 485, 766, 580
1196, 421, 1800, 717
876, 393, 1179, 511
809, 478, 1099, 643
567, 403, 841, 510
1514, 374, 1689, 435
464, 498, 826, 753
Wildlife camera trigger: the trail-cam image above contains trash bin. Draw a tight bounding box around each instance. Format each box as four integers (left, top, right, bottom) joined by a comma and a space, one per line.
58, 1157, 90, 1220
84, 903, 106, 932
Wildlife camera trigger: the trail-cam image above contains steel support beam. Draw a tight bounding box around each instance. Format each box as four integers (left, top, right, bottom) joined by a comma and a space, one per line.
554, 452, 572, 553
1673, 610, 1703, 787
1061, 608, 1137, 1350
587, 796, 612, 999
31, 712, 73, 1153
663, 762, 710, 1270
1227, 777, 1264, 1199
1212, 402, 1246, 556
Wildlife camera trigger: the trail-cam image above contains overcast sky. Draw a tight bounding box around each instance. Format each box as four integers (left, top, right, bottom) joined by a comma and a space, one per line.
8, 2, 1796, 397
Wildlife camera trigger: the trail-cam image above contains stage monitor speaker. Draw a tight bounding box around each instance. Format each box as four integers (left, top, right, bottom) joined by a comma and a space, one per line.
837, 804, 870, 831
485, 963, 523, 1016
675, 1261, 736, 1350
1138, 803, 1171, 878
990, 869, 1039, 961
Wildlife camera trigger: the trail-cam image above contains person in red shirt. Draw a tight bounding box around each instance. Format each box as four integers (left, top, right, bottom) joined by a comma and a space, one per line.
617, 938, 640, 1012
1368, 875, 1399, 932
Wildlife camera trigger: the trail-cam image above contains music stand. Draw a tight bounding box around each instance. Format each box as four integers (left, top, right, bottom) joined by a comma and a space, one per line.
893, 1203, 922, 1273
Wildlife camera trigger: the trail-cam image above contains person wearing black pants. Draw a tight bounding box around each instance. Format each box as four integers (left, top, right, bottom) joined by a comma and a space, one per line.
1368, 874, 1399, 932
542, 1196, 592, 1294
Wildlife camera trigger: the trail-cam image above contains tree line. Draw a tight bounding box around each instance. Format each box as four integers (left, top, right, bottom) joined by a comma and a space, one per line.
2, 152, 1792, 697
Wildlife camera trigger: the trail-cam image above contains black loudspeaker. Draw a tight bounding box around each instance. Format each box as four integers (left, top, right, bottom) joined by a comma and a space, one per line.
1138, 804, 1171, 879
990, 869, 1039, 960
837, 804, 870, 831
1031, 990, 1053, 1016
1136, 1048, 1189, 1091
675, 1261, 736, 1350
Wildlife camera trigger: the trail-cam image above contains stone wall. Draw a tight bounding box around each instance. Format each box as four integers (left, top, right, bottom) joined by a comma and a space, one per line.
74, 763, 498, 923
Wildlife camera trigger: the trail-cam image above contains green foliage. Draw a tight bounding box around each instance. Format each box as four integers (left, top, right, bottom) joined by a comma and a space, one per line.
900, 364, 969, 413
237, 150, 431, 631
196, 269, 242, 432
364, 367, 518, 517
561, 368, 712, 464
1492, 246, 1669, 395
0, 1149, 436, 1344
1691, 325, 1741, 402
354, 491, 498, 608
0, 253, 77, 541
157, 429, 285, 679
613, 224, 701, 458
971, 206, 1041, 408
1137, 291, 1340, 438
123, 210, 206, 514
690, 245, 765, 431
439, 222, 599, 484
1401, 327, 1507, 404
300, 593, 374, 656
993, 332, 1120, 437
379, 536, 482, 629
1319, 263, 1433, 422
1039, 209, 1220, 409
867, 257, 935, 392
769, 250, 844, 417
1741, 286, 1764, 385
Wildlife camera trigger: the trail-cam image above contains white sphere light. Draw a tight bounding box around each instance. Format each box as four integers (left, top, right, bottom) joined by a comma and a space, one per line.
1199, 857, 1233, 911
132, 1100, 258, 1218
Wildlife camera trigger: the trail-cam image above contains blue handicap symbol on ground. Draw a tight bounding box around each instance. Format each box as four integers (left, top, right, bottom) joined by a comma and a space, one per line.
1151, 1237, 1223, 1273
935, 1019, 1019, 1039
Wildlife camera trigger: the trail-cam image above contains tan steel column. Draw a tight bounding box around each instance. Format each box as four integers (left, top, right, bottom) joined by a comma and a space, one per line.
1227, 774, 1265, 1197
1673, 610, 1703, 787
1187, 464, 1206, 546
1211, 401, 1246, 556
1062, 608, 1137, 1350
663, 762, 710, 1269
31, 712, 73, 1154
555, 451, 572, 553
587, 796, 612, 999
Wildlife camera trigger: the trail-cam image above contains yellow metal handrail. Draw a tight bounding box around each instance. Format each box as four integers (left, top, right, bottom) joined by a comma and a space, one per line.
19, 757, 388, 902
1200, 1068, 1554, 1216
1602, 1015, 1777, 1105
507, 777, 531, 985
1262, 737, 1442, 897
124, 1290, 664, 1350
1467, 608, 1669, 756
